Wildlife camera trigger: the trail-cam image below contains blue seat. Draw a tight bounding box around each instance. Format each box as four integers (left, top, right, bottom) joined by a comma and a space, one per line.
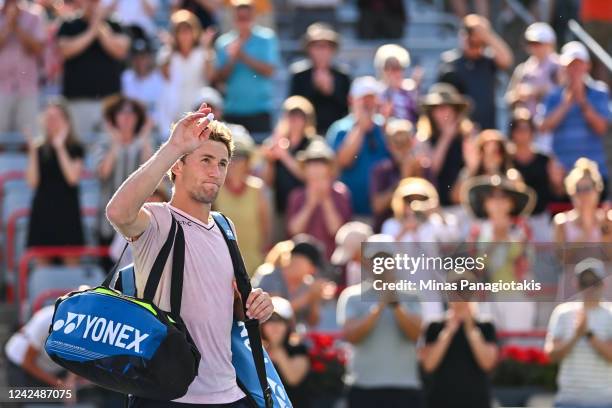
0, 132, 26, 150
0, 152, 27, 177
25, 264, 105, 317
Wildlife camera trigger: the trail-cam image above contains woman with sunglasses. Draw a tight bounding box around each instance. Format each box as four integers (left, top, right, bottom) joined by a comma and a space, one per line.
261, 297, 311, 408
553, 158, 612, 244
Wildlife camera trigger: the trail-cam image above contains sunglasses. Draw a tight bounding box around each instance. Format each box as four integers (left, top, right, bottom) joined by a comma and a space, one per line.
575, 184, 596, 194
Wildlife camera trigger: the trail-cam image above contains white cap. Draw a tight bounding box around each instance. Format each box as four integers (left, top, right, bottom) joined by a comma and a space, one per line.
195, 87, 224, 110
575, 257, 606, 280
560, 41, 590, 66
524, 22, 556, 44
331, 222, 373, 265
271, 296, 294, 320
350, 76, 384, 99
362, 234, 395, 260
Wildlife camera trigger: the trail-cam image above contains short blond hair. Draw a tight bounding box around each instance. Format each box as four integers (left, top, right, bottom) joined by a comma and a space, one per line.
168, 121, 235, 183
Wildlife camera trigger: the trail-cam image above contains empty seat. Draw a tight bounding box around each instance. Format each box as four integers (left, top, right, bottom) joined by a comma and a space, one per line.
27, 264, 105, 308
0, 152, 27, 177
0, 131, 26, 150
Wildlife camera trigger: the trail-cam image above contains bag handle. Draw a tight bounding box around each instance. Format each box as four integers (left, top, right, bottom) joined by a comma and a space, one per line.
211, 211, 274, 408
101, 242, 130, 288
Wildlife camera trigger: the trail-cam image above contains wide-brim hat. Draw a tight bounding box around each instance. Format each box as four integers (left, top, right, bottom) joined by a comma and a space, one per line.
462, 172, 536, 219
419, 83, 472, 115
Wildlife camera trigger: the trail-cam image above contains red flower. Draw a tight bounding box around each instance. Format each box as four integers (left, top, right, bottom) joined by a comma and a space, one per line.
311, 360, 326, 373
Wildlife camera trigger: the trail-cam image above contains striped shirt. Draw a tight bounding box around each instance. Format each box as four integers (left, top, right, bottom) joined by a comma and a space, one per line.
546, 302, 612, 405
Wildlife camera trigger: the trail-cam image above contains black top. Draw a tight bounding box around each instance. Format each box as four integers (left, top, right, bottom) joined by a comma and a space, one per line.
357, 0, 406, 18
438, 49, 498, 130
269, 135, 312, 213
424, 320, 496, 408
58, 16, 124, 99
289, 60, 351, 135
273, 343, 310, 408
429, 133, 465, 207
27, 143, 85, 248
513, 152, 552, 215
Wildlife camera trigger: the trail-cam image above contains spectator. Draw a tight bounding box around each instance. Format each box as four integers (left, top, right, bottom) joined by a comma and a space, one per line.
337, 234, 423, 408
57, 0, 130, 138
287, 138, 352, 259
326, 76, 391, 219
331, 221, 372, 287
438, 14, 513, 130
356, 0, 406, 40
370, 119, 425, 232
580, 0, 612, 87
382, 177, 458, 244
462, 171, 537, 330
510, 107, 565, 242
5, 305, 73, 388
417, 83, 475, 208
554, 158, 612, 244
261, 297, 311, 408
451, 129, 513, 206
104, 0, 159, 41
25, 98, 85, 266
158, 10, 215, 134
214, 125, 270, 276
374, 44, 419, 123
214, 0, 279, 134
253, 235, 331, 327
545, 257, 612, 408
92, 95, 154, 246
261, 96, 316, 242
0, 0, 45, 133
506, 22, 560, 117
121, 38, 165, 129
420, 273, 498, 408
289, 0, 338, 39
289, 23, 351, 135
541, 41, 610, 183
173, 0, 219, 29
220, 0, 275, 32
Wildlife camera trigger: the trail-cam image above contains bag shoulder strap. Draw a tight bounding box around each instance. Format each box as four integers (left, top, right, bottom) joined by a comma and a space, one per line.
211, 211, 273, 408
143, 215, 186, 317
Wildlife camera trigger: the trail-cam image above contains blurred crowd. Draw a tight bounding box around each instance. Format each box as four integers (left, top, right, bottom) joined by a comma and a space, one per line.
2, 0, 612, 407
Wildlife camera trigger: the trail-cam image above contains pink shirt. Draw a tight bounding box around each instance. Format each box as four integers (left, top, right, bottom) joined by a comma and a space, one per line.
0, 7, 45, 95
129, 203, 245, 404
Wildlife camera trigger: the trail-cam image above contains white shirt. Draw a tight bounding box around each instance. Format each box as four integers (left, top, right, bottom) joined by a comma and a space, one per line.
547, 302, 612, 404
158, 47, 210, 134
5, 306, 62, 374
121, 68, 165, 127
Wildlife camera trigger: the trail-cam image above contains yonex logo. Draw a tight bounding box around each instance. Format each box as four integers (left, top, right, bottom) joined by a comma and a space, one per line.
53, 313, 150, 353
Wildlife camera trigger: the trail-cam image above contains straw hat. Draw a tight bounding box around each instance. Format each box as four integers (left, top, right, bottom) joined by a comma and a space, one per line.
461, 170, 536, 219
296, 137, 334, 163
391, 177, 440, 218
420, 83, 471, 115
303, 23, 340, 49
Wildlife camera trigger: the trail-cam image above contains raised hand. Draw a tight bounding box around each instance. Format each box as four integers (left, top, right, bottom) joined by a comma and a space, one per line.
168, 103, 214, 155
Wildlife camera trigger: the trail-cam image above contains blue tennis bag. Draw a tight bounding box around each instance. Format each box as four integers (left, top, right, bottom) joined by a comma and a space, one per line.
44, 216, 201, 400
115, 211, 292, 407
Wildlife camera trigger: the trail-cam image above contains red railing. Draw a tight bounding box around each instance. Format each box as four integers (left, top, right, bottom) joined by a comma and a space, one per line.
16, 245, 109, 306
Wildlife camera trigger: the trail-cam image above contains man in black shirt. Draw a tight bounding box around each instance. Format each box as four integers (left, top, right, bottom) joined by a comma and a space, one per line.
289, 23, 351, 135
438, 14, 513, 130
58, 0, 129, 139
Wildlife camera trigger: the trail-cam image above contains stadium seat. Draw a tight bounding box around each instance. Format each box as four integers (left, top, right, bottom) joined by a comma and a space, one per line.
0, 131, 26, 151
0, 152, 27, 177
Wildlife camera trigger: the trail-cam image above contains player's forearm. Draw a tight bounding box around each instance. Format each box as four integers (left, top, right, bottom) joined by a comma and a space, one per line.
107, 142, 181, 225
